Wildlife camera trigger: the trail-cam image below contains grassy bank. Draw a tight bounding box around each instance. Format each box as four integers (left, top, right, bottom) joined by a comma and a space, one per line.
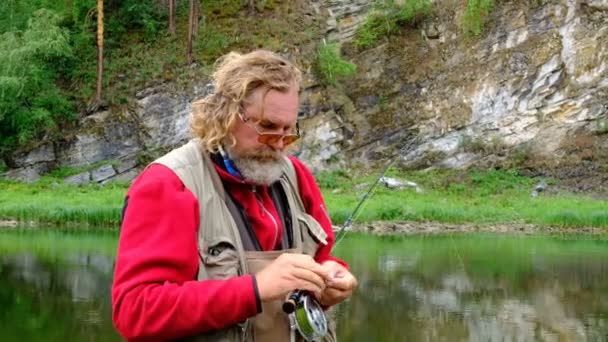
318, 168, 608, 229
0, 178, 127, 227
0, 169, 606, 229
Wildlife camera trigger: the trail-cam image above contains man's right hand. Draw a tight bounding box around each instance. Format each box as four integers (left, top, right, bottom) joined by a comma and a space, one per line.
255, 253, 331, 302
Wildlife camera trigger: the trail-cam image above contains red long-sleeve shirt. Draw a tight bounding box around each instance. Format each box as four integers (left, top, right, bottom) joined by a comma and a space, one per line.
112, 156, 344, 341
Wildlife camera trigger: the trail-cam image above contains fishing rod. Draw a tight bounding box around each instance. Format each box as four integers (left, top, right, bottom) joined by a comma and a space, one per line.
332, 142, 413, 250
283, 142, 414, 341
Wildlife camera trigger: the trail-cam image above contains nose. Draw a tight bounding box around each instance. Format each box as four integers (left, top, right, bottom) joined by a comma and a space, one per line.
268, 137, 286, 151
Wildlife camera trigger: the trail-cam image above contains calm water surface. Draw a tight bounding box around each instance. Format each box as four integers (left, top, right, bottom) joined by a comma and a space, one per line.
1, 230, 607, 341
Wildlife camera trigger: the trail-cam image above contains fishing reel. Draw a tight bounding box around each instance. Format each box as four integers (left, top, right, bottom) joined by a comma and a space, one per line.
282, 290, 328, 341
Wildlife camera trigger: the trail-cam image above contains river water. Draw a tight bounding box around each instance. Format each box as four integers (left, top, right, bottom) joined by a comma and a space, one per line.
1, 230, 607, 341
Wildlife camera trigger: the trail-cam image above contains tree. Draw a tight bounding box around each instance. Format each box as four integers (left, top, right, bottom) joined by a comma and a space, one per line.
168, 0, 175, 35
193, 0, 199, 38
248, 0, 256, 15
186, 0, 199, 64
0, 9, 73, 151
95, 0, 103, 104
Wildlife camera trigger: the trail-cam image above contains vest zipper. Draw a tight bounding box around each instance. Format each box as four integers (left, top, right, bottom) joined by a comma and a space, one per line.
239, 320, 249, 342
253, 186, 279, 249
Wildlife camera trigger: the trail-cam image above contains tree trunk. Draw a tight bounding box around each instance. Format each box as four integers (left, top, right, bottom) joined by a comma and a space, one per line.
168, 0, 175, 35
186, 0, 195, 64
248, 0, 256, 15
193, 0, 200, 38
95, 0, 104, 103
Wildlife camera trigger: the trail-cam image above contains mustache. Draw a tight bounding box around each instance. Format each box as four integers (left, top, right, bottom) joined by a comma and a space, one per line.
241, 148, 282, 160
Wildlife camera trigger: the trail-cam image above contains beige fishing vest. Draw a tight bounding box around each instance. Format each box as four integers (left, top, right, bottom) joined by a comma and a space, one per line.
155, 139, 337, 342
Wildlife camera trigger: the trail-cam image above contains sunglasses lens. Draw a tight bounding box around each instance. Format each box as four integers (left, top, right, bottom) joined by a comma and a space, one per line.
257, 134, 281, 145
282, 135, 299, 146
257, 134, 299, 146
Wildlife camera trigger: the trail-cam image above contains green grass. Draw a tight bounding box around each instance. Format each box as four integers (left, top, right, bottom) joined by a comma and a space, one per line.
354, 0, 432, 49
0, 178, 127, 227
462, 0, 494, 36
314, 43, 357, 86
318, 168, 608, 229
1, 169, 607, 230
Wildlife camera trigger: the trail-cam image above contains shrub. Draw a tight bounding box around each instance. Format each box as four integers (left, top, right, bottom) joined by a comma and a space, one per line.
314, 43, 357, 86
462, 0, 494, 36
316, 169, 351, 189
596, 119, 608, 135
0, 9, 74, 153
354, 0, 432, 49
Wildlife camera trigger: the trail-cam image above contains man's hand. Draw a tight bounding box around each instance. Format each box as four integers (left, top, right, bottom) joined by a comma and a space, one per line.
315, 260, 357, 307
256, 253, 331, 302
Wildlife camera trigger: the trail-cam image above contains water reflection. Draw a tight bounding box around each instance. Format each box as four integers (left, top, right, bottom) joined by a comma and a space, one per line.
334, 234, 608, 342
1, 231, 607, 341
0, 241, 119, 341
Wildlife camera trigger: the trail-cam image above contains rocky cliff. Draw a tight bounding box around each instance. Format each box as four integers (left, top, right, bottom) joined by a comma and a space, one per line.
4, 0, 607, 190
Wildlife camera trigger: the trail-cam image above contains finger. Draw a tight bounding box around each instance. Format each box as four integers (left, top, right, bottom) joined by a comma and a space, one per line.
288, 254, 319, 269
290, 257, 332, 280
291, 267, 327, 291
318, 288, 347, 306
327, 274, 356, 290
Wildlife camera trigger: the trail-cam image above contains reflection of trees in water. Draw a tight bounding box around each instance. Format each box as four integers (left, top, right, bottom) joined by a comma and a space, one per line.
0, 253, 119, 341
336, 248, 608, 341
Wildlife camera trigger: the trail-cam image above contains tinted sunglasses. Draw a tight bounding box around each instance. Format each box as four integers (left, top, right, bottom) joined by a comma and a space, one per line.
239, 113, 300, 146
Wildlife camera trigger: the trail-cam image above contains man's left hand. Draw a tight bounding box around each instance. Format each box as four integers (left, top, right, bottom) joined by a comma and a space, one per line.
315, 260, 357, 307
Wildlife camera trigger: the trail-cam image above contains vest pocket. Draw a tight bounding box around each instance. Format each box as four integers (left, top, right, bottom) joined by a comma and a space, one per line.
297, 212, 328, 256
201, 240, 240, 279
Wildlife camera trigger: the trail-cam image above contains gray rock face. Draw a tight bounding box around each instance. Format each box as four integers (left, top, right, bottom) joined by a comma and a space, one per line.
325, 0, 371, 42
10, 144, 55, 168
64, 171, 91, 185
3, 164, 50, 183
57, 117, 140, 168
2, 0, 606, 181
91, 164, 117, 182
335, 0, 608, 170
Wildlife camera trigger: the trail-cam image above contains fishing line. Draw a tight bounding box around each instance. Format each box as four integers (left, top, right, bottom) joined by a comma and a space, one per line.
333, 140, 416, 250
284, 140, 416, 341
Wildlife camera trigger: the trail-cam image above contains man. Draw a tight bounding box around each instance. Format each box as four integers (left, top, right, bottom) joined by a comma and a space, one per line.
112, 50, 357, 341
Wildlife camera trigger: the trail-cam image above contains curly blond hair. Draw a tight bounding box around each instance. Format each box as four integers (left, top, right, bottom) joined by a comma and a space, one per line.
190, 50, 302, 152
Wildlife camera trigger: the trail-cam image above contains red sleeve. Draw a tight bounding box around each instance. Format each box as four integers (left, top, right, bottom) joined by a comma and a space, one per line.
111, 164, 259, 341
288, 157, 349, 268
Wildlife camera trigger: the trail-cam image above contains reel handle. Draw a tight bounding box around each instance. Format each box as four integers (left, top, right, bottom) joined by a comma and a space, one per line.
282, 290, 303, 314
282, 298, 297, 314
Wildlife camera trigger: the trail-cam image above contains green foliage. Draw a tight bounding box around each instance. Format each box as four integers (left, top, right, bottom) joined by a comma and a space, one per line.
1, 168, 607, 229
105, 0, 165, 43
315, 169, 351, 189
204, 0, 245, 18
354, 0, 432, 49
320, 168, 608, 228
2, 0, 324, 156
0, 0, 70, 32
468, 169, 533, 195
354, 12, 396, 50
0, 9, 74, 152
0, 178, 127, 227
394, 0, 433, 24
314, 43, 357, 86
462, 0, 494, 36
596, 119, 608, 135
194, 25, 232, 64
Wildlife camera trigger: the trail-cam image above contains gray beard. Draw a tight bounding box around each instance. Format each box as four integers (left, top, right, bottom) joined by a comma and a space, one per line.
232, 157, 284, 185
